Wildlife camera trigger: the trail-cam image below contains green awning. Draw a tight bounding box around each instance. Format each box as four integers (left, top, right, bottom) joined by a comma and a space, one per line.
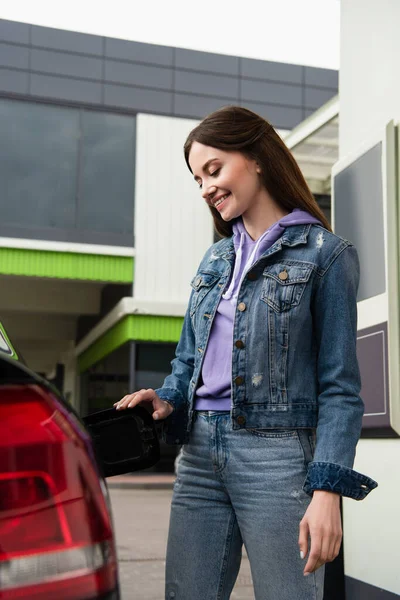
0, 248, 134, 283
78, 314, 184, 372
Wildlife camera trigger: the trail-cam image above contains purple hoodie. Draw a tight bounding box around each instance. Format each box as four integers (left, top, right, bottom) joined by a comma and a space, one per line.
195, 209, 322, 411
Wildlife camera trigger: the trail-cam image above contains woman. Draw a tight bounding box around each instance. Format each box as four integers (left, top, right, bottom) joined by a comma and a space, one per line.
114, 106, 377, 600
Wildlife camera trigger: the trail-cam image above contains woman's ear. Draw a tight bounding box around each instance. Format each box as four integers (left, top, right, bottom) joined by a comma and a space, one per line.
256, 164, 262, 174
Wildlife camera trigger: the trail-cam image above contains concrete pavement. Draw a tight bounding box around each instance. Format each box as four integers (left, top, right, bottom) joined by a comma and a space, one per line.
107, 478, 255, 600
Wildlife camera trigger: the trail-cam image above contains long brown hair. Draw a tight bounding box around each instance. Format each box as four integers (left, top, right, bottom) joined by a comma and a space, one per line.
184, 106, 331, 237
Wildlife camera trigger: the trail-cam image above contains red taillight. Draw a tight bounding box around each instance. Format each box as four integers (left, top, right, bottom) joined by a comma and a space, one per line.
0, 385, 118, 599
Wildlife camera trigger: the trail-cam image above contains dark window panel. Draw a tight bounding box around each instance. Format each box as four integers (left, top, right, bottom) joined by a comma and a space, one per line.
240, 58, 303, 85
104, 83, 172, 113
0, 99, 78, 229
31, 48, 103, 80
105, 37, 174, 67
137, 343, 176, 372
0, 19, 30, 44
305, 86, 337, 110
174, 93, 236, 119
240, 100, 303, 129
0, 67, 29, 94
31, 25, 103, 55
175, 69, 239, 100
30, 73, 102, 104
240, 79, 302, 107
0, 43, 30, 69
105, 59, 173, 90
175, 48, 239, 76
79, 110, 135, 235
304, 66, 338, 89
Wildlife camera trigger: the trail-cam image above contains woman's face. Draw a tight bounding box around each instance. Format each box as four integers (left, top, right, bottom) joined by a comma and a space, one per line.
188, 142, 264, 222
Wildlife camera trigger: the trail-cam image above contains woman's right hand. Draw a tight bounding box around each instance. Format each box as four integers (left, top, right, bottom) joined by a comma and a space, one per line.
113, 388, 174, 421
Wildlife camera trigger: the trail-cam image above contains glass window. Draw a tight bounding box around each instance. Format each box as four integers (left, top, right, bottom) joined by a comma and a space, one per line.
79, 111, 135, 234
0, 99, 78, 228
0, 98, 135, 244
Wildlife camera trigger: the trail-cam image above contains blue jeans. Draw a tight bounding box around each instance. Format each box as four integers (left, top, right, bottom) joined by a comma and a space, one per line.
165, 411, 324, 600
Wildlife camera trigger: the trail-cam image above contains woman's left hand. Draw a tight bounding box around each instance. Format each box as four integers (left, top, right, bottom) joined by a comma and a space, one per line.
298, 490, 342, 576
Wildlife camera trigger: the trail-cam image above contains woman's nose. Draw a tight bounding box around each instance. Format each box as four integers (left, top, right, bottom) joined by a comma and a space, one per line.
202, 184, 217, 201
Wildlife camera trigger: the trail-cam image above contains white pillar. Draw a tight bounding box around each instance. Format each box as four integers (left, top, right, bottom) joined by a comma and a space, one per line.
340, 1, 400, 595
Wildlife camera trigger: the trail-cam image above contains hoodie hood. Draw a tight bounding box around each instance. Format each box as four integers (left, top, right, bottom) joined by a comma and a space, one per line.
223, 208, 321, 301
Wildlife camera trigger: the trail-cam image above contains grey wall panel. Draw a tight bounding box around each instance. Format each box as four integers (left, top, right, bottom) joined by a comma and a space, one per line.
175, 69, 239, 100
31, 25, 103, 55
0, 18, 339, 130
240, 100, 303, 129
0, 224, 133, 246
175, 48, 239, 76
0, 68, 29, 94
104, 84, 172, 113
30, 73, 102, 104
0, 43, 30, 70
240, 79, 302, 106
173, 93, 235, 119
357, 323, 389, 429
240, 58, 303, 85
31, 48, 103, 80
305, 66, 338, 88
333, 142, 385, 302
0, 19, 30, 44
105, 37, 173, 67
305, 86, 337, 109
105, 60, 173, 90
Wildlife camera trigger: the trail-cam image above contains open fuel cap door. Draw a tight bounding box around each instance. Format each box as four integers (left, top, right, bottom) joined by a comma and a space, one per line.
83, 406, 160, 477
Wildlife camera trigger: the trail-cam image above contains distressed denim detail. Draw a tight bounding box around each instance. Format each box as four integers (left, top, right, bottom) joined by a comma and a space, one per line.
303, 461, 379, 500
156, 224, 379, 500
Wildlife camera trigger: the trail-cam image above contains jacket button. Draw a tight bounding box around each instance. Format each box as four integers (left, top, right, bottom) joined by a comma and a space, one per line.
247, 271, 258, 281
237, 415, 246, 425
278, 270, 288, 281
238, 302, 246, 312
234, 376, 244, 385
235, 340, 244, 349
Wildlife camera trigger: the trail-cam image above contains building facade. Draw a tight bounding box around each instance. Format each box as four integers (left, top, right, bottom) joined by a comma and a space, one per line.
0, 17, 338, 418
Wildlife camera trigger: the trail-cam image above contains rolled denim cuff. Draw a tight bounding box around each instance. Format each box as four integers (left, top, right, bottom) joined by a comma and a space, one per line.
303, 461, 378, 500
154, 387, 182, 410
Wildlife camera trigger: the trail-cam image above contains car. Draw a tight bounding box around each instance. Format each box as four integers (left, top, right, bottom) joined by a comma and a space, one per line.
0, 320, 159, 600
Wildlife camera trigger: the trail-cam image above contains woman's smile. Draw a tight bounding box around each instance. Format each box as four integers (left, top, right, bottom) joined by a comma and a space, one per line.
213, 192, 231, 211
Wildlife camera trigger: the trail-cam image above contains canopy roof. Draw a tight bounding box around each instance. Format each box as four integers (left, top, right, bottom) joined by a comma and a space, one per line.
283, 95, 339, 195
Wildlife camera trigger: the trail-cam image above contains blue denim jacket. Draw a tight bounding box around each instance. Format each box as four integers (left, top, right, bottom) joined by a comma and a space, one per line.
156, 224, 378, 500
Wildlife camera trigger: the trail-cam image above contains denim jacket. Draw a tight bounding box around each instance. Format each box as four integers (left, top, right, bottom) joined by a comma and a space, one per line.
156, 224, 378, 500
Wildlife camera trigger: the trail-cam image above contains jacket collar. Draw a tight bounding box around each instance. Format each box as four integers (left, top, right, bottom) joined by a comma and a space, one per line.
213, 224, 312, 260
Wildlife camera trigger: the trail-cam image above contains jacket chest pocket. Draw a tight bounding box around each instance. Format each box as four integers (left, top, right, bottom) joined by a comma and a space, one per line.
190, 272, 220, 316
260, 264, 313, 313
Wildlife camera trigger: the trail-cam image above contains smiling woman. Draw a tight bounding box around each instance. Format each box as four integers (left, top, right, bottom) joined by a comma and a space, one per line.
115, 105, 377, 600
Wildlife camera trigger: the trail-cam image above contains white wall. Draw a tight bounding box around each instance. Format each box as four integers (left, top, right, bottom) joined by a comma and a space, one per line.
340, 0, 400, 595
134, 114, 214, 309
